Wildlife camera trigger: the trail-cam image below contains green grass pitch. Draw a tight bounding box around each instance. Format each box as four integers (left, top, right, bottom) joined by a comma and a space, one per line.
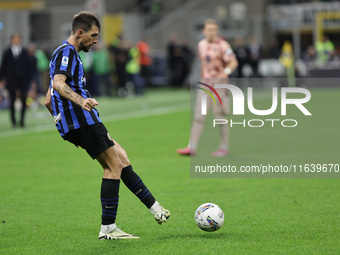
0, 88, 339, 254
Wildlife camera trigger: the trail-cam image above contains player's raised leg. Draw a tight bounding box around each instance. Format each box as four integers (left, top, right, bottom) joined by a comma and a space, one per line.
112, 139, 170, 225
96, 146, 139, 240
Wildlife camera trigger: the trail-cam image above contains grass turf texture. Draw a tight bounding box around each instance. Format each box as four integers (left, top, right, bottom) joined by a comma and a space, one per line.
0, 88, 339, 254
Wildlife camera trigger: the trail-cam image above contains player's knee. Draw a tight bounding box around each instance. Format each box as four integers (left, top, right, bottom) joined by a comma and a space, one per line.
118, 148, 130, 166
115, 156, 125, 170
214, 114, 225, 120
213, 108, 229, 117
107, 157, 123, 175
194, 115, 205, 124
123, 157, 131, 167
103, 168, 121, 179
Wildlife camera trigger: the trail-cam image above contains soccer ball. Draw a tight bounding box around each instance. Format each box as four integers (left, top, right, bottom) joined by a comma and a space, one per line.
195, 203, 224, 232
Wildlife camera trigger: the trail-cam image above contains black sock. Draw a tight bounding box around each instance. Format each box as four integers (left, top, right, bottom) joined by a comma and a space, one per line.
101, 178, 120, 225
121, 165, 156, 208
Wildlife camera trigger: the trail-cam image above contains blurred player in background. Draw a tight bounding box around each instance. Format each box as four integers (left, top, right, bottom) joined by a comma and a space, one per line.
45, 11, 170, 240
177, 19, 238, 157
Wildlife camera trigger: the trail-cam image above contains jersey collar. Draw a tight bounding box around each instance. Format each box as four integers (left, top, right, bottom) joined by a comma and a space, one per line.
62, 40, 77, 52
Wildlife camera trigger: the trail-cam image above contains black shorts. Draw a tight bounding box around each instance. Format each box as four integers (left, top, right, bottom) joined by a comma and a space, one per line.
63, 123, 114, 159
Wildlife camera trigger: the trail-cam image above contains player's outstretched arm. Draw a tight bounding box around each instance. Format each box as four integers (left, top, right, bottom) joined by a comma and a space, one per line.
52, 74, 98, 112
44, 87, 53, 116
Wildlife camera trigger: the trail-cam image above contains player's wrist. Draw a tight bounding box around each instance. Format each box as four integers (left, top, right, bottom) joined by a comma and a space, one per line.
78, 96, 86, 108
224, 67, 232, 75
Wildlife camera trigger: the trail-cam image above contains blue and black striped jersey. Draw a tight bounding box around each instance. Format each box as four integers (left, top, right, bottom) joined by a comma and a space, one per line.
49, 41, 101, 137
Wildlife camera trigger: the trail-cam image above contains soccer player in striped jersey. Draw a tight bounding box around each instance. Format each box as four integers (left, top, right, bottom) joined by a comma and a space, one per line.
177, 19, 238, 157
44, 11, 170, 240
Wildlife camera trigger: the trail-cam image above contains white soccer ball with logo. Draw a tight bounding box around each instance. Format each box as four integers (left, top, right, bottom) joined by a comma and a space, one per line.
195, 203, 224, 232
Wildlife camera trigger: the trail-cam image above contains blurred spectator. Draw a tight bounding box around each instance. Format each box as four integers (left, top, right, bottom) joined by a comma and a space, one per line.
172, 45, 184, 86
268, 37, 280, 59
315, 34, 335, 62
126, 42, 145, 95
0, 33, 31, 128
167, 32, 178, 84
180, 39, 194, 85
303, 45, 316, 62
137, 38, 152, 86
113, 40, 129, 97
92, 43, 113, 97
167, 37, 194, 86
248, 36, 261, 77
150, 52, 168, 86
234, 36, 249, 78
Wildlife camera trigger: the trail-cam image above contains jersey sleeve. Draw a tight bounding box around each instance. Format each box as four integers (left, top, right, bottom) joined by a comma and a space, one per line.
221, 41, 235, 65
53, 46, 75, 80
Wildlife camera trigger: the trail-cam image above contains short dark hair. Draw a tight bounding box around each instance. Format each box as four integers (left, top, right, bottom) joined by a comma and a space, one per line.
72, 11, 101, 34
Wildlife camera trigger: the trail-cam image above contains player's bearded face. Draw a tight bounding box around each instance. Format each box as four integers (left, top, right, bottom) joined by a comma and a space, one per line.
204, 24, 218, 42
79, 40, 92, 52
79, 26, 99, 52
